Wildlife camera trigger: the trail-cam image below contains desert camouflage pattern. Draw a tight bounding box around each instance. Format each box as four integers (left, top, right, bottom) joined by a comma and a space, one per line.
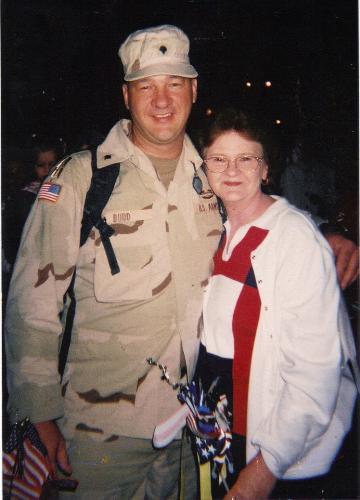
5, 120, 223, 440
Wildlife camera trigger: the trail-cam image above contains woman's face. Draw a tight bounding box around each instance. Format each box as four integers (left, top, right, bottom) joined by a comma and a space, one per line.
35, 150, 58, 181
204, 130, 268, 206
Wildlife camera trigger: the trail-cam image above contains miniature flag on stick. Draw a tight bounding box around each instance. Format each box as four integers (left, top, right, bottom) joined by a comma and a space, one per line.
150, 355, 233, 499
3, 418, 50, 499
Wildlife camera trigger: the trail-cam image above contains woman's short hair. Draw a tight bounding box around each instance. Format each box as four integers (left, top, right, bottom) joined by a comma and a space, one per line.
197, 107, 273, 166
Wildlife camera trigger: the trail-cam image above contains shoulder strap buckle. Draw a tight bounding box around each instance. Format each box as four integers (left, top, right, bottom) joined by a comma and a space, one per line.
80, 147, 121, 275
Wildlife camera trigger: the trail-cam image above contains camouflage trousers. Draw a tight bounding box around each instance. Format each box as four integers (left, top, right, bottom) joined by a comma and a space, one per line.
60, 431, 198, 500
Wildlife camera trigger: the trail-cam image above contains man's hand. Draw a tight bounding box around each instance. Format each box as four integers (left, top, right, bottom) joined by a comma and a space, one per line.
325, 234, 359, 289
223, 453, 276, 500
34, 420, 72, 478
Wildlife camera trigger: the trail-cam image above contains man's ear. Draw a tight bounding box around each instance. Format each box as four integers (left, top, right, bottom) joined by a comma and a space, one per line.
191, 79, 198, 104
122, 83, 129, 110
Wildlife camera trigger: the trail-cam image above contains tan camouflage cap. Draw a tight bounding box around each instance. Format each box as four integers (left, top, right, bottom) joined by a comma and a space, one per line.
119, 24, 198, 81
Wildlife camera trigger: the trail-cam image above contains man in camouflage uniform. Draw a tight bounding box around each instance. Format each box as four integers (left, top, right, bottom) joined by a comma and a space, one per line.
5, 25, 222, 499
5, 24, 359, 500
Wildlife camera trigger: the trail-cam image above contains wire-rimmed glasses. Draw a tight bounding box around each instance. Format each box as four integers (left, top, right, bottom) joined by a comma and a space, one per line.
204, 154, 264, 173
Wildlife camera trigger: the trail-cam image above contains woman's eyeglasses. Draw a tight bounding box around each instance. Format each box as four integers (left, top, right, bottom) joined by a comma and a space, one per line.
204, 154, 264, 173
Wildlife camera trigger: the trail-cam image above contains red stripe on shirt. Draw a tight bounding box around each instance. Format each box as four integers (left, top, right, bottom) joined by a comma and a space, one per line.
213, 226, 269, 435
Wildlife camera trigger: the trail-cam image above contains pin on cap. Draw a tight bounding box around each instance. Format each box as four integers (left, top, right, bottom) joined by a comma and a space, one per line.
119, 24, 198, 81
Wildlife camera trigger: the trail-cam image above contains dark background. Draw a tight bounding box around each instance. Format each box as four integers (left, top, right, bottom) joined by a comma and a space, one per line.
2, 0, 358, 164
2, 1, 359, 497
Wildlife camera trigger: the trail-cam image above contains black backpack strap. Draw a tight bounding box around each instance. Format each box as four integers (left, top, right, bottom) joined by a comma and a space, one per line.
59, 148, 120, 376
217, 228, 226, 250
217, 196, 227, 224
59, 271, 76, 376
80, 147, 121, 275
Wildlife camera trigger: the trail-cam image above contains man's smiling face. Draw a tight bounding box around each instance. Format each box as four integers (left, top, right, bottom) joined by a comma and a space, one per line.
123, 74, 197, 157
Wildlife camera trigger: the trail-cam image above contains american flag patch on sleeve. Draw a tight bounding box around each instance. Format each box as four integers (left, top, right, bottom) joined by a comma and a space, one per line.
38, 182, 62, 202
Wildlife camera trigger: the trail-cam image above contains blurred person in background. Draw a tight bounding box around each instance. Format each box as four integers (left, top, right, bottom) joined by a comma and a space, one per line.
21, 138, 63, 214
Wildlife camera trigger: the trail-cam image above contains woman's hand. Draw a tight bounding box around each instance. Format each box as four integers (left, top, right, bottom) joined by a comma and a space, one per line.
223, 452, 276, 500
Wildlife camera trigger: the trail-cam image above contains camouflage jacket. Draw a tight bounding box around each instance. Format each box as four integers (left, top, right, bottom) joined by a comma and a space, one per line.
5, 120, 222, 439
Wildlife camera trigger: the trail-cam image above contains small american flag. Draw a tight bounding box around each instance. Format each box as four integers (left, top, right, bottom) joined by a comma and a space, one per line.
38, 182, 61, 202
178, 381, 233, 484
3, 438, 50, 499
3, 418, 50, 499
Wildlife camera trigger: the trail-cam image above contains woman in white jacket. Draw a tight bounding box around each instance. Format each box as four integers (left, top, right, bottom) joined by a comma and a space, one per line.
195, 108, 357, 499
